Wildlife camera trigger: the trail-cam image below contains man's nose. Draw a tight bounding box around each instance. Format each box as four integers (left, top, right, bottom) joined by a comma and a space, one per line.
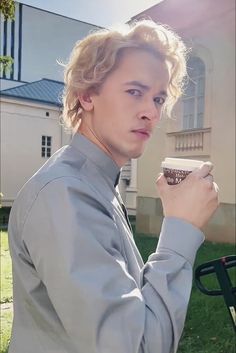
139, 101, 161, 122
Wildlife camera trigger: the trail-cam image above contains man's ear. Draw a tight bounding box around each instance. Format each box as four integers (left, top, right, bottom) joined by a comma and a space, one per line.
78, 92, 94, 112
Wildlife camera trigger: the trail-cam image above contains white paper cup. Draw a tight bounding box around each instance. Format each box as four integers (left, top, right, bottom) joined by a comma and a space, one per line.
161, 157, 204, 185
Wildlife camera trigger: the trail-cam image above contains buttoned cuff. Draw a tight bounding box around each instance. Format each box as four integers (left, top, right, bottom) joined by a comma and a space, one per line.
157, 217, 205, 266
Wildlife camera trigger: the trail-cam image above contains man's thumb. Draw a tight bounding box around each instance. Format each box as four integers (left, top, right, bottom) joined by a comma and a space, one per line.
156, 173, 168, 194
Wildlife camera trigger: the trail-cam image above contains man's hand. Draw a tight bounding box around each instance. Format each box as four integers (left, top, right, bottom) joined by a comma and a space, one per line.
156, 162, 219, 229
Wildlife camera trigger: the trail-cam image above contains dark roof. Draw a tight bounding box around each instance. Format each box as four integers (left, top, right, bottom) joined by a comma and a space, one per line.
0, 78, 64, 106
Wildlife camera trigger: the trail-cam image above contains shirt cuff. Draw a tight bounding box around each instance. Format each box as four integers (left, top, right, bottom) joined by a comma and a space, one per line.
157, 217, 205, 266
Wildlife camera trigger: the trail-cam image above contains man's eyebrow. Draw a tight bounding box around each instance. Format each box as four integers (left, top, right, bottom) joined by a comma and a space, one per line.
124, 81, 149, 91
124, 81, 168, 96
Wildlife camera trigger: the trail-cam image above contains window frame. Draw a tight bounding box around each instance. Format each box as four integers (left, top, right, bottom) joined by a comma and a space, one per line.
182, 57, 206, 130
41, 135, 52, 158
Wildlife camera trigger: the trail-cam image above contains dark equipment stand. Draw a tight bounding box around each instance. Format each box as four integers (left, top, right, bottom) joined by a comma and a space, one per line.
195, 255, 236, 333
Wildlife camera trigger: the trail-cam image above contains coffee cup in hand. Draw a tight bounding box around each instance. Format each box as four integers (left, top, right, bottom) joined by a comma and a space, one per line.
161, 158, 204, 185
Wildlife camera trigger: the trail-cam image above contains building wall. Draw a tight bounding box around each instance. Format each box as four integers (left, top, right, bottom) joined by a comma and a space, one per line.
0, 98, 71, 206
136, 197, 235, 244
135, 0, 235, 243
21, 5, 98, 83
0, 2, 99, 207
0, 2, 100, 89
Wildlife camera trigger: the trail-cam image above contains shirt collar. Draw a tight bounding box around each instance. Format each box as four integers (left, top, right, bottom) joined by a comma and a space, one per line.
70, 132, 121, 188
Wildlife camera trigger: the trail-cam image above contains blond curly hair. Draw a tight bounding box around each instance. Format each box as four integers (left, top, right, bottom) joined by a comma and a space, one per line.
62, 19, 188, 130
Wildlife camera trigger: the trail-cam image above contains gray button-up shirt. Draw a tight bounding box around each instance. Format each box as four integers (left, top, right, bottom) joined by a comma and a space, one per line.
8, 133, 204, 353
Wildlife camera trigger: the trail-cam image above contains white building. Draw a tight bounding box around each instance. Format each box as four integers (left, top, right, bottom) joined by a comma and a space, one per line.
132, 0, 235, 243
0, 78, 71, 206
0, 2, 137, 213
0, 2, 98, 207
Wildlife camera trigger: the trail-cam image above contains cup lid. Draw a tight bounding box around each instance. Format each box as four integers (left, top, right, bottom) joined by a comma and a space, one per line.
161, 157, 204, 171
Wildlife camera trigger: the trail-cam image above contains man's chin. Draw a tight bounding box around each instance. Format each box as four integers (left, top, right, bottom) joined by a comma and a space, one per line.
129, 149, 144, 159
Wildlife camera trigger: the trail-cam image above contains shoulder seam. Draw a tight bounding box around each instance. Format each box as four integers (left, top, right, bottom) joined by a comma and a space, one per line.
21, 175, 117, 236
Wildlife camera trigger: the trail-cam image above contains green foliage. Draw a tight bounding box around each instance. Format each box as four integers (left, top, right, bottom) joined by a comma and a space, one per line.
0, 56, 14, 75
0, 208, 11, 230
0, 0, 15, 20
0, 0, 15, 76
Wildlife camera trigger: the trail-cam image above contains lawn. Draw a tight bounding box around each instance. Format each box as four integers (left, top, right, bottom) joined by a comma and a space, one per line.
0, 231, 13, 353
1, 230, 235, 353
134, 234, 235, 353
1, 232, 12, 304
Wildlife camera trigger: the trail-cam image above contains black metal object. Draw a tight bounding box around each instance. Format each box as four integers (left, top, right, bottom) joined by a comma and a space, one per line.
195, 255, 236, 332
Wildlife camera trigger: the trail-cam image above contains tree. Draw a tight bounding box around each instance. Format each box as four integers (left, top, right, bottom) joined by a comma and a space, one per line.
0, 0, 15, 75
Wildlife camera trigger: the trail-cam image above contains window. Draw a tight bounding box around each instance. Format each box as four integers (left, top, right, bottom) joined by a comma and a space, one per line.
182, 57, 205, 130
121, 159, 131, 186
41, 136, 52, 158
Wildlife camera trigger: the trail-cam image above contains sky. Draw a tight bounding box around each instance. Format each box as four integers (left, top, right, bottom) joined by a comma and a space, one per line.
19, 0, 163, 27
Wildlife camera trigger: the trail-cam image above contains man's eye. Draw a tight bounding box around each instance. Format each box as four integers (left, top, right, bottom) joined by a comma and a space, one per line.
127, 89, 142, 96
154, 97, 165, 105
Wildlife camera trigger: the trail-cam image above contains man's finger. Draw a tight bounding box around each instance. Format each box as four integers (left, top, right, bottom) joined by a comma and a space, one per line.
156, 172, 163, 182
191, 161, 213, 178
156, 173, 168, 193
204, 174, 214, 183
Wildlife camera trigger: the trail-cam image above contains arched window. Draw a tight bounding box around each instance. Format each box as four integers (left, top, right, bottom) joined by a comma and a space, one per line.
182, 57, 205, 129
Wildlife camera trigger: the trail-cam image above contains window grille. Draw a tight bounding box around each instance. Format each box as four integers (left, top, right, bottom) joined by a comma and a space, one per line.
41, 135, 52, 158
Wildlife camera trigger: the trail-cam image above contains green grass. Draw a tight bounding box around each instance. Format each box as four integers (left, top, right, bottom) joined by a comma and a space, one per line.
178, 241, 236, 353
1, 231, 13, 353
0, 306, 13, 353
1, 232, 13, 304
1, 231, 235, 353
134, 234, 236, 353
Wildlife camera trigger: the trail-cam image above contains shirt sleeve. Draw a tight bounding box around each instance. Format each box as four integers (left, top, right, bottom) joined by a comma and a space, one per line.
22, 177, 204, 353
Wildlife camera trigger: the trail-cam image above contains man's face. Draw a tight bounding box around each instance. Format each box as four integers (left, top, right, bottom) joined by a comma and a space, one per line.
80, 48, 170, 167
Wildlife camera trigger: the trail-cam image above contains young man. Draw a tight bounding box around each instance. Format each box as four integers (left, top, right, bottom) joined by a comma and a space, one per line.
8, 20, 219, 353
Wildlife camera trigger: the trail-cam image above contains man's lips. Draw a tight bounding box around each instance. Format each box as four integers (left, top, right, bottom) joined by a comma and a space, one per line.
131, 129, 151, 138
